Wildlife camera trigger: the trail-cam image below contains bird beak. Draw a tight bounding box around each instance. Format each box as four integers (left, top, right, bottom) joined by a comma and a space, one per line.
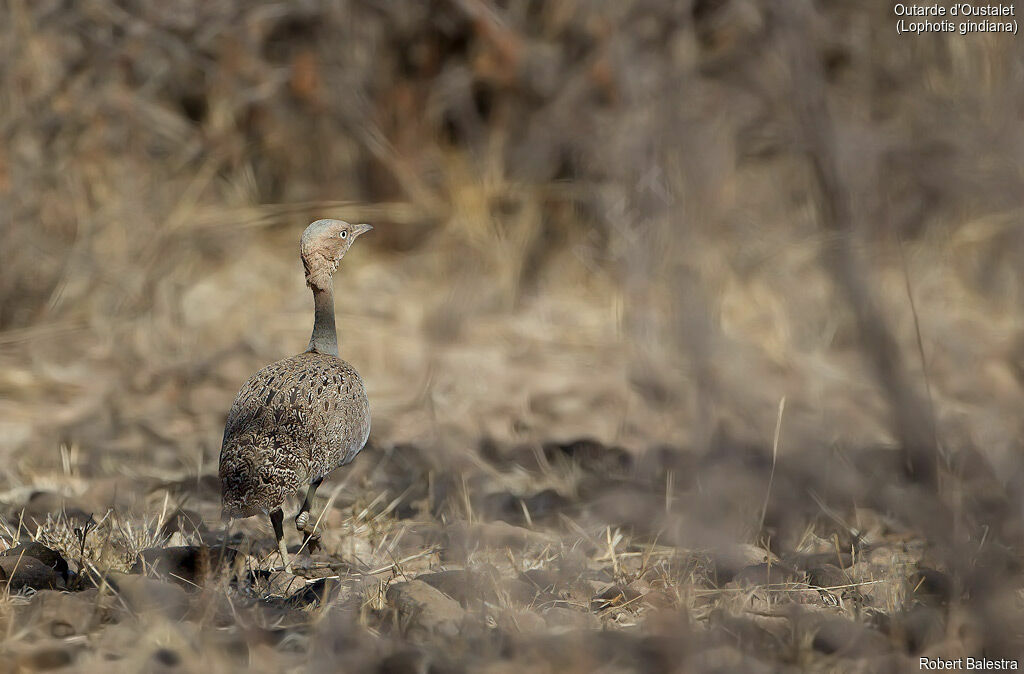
353, 223, 373, 237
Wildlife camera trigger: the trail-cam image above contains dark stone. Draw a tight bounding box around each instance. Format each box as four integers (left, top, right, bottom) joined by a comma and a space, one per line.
152, 648, 181, 666
907, 566, 956, 605
477, 437, 506, 466
0, 556, 61, 591
131, 545, 239, 586
523, 489, 572, 521
542, 438, 633, 473
806, 564, 848, 589
247, 568, 308, 597
2, 542, 70, 583
288, 577, 343, 609
591, 583, 643, 611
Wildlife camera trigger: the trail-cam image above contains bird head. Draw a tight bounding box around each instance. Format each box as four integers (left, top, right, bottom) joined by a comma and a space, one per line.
300, 219, 373, 290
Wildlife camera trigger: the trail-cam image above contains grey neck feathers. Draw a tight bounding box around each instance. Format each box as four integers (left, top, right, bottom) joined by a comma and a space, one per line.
306, 286, 339, 356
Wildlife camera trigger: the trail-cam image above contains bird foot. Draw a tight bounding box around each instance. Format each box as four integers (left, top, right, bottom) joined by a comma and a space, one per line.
295, 511, 309, 531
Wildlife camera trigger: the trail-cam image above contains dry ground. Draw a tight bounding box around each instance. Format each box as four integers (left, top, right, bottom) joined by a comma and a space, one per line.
0, 432, 949, 673
2, 1, 1024, 672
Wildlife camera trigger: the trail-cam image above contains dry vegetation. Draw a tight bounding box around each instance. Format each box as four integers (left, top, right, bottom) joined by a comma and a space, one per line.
1, 0, 1024, 671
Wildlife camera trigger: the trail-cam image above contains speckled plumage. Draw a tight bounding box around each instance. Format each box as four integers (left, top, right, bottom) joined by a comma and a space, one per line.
217, 220, 372, 569
219, 351, 370, 518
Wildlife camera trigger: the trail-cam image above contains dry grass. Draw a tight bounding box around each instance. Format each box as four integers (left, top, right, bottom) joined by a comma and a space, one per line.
1, 0, 1024, 671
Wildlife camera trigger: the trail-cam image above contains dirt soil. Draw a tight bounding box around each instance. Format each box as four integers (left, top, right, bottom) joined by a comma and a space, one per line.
2, 1, 1024, 672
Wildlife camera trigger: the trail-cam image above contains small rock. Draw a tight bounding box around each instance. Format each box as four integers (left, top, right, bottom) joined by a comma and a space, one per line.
1, 543, 69, 584
415, 568, 503, 607
908, 567, 956, 606
543, 606, 600, 632
104, 572, 189, 619
806, 564, 848, 589
591, 583, 644, 611
0, 555, 61, 591
288, 577, 343, 609
131, 545, 239, 586
249, 569, 306, 597
386, 580, 466, 637
707, 544, 777, 584
492, 608, 546, 634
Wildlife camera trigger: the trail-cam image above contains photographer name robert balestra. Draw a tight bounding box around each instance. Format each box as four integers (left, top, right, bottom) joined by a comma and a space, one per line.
920, 657, 1018, 670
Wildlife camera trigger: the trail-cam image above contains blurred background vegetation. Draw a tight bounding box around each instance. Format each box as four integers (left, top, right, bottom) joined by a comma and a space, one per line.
4, 0, 1023, 470
2, 0, 1024, 667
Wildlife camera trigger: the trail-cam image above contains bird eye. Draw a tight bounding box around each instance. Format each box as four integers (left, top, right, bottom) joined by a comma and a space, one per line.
340, 231, 347, 239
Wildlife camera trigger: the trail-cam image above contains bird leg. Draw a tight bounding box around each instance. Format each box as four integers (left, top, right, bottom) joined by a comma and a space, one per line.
269, 507, 291, 572
220, 517, 235, 577
295, 478, 323, 553
295, 478, 323, 531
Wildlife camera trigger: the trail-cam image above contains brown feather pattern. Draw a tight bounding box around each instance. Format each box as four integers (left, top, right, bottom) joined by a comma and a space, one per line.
219, 351, 370, 518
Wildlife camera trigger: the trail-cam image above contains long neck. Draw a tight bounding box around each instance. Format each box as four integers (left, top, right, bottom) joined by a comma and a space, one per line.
306, 285, 339, 356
